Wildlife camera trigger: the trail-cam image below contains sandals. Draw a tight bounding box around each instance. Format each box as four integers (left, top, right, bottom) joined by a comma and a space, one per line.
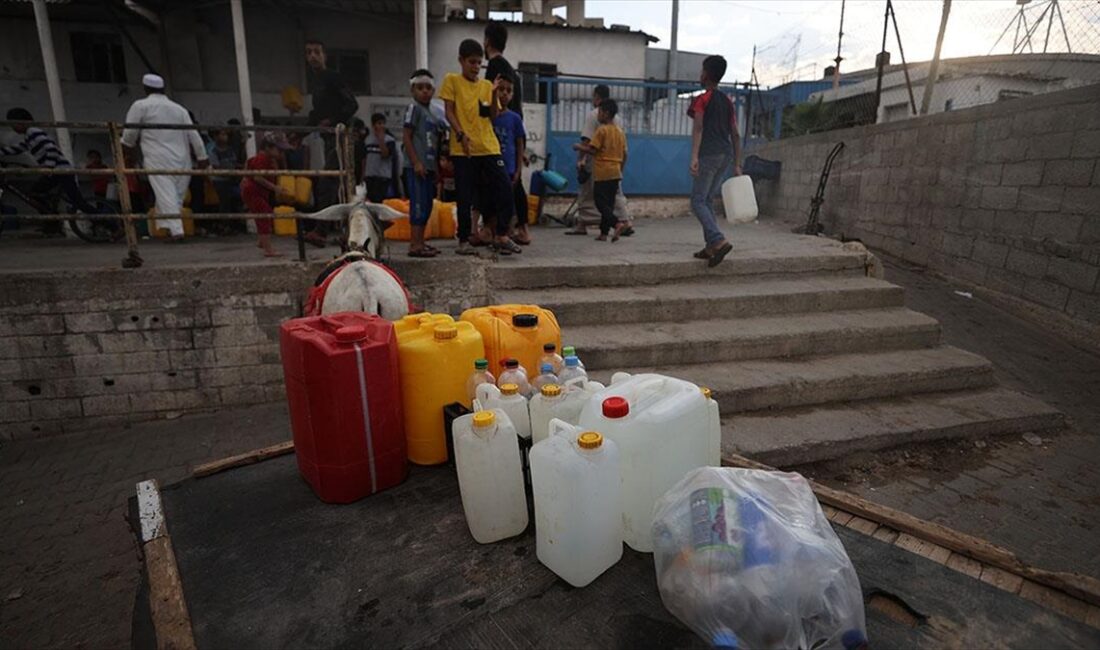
564, 227, 588, 235
492, 239, 522, 255
511, 233, 532, 246
408, 248, 438, 258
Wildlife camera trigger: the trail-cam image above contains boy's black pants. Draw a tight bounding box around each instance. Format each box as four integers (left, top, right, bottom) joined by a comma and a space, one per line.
593, 178, 619, 236
453, 155, 514, 242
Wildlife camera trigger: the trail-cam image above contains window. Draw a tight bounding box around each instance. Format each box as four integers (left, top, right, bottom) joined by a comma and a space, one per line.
997, 89, 1032, 102
71, 32, 127, 83
328, 50, 370, 94
944, 98, 954, 112
518, 62, 558, 104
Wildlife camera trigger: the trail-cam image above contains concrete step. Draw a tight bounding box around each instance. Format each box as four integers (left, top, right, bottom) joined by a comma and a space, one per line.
566, 308, 941, 370
498, 276, 905, 326
723, 387, 1065, 467
591, 346, 995, 414
487, 249, 867, 290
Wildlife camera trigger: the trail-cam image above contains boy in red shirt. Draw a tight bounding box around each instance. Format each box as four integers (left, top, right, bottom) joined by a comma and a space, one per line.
241, 132, 292, 257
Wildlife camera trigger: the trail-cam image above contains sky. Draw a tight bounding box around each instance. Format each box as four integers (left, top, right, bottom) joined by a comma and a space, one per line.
554, 0, 1100, 87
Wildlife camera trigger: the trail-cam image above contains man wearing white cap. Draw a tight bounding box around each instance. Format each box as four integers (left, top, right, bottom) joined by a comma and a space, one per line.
121, 73, 209, 240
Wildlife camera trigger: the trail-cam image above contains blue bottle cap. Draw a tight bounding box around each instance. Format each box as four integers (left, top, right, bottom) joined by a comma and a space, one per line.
564, 355, 580, 367
841, 629, 867, 650
540, 363, 553, 373
712, 630, 738, 649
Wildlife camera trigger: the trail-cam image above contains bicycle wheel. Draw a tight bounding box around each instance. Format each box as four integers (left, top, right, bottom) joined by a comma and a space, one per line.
68, 199, 123, 243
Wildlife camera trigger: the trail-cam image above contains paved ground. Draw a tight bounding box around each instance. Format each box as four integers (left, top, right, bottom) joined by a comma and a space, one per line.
2, 217, 1099, 647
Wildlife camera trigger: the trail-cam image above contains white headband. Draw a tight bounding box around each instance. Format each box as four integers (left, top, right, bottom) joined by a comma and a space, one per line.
409, 75, 434, 87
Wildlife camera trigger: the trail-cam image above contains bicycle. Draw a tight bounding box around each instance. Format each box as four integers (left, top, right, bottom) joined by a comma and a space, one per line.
0, 163, 123, 243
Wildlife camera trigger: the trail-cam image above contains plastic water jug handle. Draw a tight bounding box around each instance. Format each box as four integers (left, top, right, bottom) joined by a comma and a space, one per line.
476, 382, 499, 405
548, 418, 574, 440
610, 371, 632, 385
472, 398, 483, 412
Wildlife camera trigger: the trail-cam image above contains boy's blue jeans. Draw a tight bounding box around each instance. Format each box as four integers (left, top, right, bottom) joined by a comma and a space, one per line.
691, 153, 733, 248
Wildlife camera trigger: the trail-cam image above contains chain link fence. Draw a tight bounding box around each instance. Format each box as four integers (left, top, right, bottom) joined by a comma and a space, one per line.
748, 0, 1100, 138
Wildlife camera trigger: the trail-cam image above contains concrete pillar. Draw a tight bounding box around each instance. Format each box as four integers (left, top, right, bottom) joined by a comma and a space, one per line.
31, 0, 72, 161
667, 0, 679, 99
414, 0, 428, 70
566, 0, 585, 25
230, 0, 256, 157
475, 0, 489, 20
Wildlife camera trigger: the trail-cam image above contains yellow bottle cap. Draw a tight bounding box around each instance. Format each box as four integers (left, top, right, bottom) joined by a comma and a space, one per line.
577, 431, 603, 449
434, 324, 458, 340
540, 384, 562, 397
500, 383, 519, 396
701, 386, 713, 400
472, 411, 495, 428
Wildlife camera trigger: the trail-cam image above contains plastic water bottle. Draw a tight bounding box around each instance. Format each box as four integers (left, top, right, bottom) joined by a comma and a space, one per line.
499, 358, 531, 396
466, 358, 495, 407
561, 346, 585, 371
558, 355, 588, 388
532, 363, 559, 393
540, 343, 564, 375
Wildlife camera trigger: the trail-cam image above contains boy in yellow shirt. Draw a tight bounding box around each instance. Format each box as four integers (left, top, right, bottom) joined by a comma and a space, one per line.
439, 39, 520, 255
573, 100, 628, 241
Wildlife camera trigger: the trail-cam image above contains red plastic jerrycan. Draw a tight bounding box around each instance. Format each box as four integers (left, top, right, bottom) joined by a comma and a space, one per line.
280, 313, 407, 503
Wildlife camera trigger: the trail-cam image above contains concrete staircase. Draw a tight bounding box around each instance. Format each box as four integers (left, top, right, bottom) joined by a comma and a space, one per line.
491, 243, 1063, 467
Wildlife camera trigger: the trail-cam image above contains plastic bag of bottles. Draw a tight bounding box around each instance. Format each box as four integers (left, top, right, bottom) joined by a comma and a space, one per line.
652, 467, 867, 650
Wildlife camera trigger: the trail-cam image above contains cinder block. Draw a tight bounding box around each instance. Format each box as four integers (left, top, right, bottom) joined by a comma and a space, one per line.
1043, 159, 1096, 187
212, 326, 271, 348
73, 351, 170, 376
214, 345, 267, 367
986, 267, 1029, 295
942, 235, 975, 258
31, 398, 83, 420
1046, 257, 1099, 293
8, 315, 65, 336
1017, 186, 1064, 212
131, 391, 177, 413
972, 240, 1010, 268
1063, 187, 1100, 214
169, 348, 218, 370
959, 209, 994, 233
1006, 248, 1049, 278
1026, 132, 1075, 160
81, 394, 131, 417
1001, 161, 1044, 187
2, 357, 73, 381
1066, 290, 1100, 323
1032, 213, 1083, 243
173, 388, 222, 410
980, 187, 1018, 210
1080, 217, 1100, 245
0, 400, 30, 424
1071, 129, 1100, 159
210, 307, 258, 327
969, 163, 1003, 187
219, 384, 269, 406
64, 312, 113, 333
198, 367, 242, 388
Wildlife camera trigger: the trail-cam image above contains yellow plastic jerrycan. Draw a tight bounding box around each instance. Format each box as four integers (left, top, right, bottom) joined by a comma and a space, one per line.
396, 314, 485, 465
273, 205, 297, 236
460, 305, 561, 380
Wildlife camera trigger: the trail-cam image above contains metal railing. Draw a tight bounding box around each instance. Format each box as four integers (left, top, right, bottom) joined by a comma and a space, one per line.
0, 120, 359, 268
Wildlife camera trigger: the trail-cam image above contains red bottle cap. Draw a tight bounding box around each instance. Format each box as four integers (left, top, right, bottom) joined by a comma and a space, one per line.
335, 325, 367, 343
602, 396, 629, 418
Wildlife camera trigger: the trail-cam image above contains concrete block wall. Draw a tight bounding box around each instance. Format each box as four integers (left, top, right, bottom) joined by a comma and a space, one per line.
750, 84, 1100, 330
1, 257, 495, 440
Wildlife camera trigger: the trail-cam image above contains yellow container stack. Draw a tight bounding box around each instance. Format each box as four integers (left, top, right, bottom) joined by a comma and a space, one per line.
460, 305, 561, 379
395, 313, 485, 465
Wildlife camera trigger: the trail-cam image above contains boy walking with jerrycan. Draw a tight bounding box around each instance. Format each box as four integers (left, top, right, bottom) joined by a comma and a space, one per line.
402, 69, 448, 258
573, 99, 628, 242
439, 39, 520, 256
688, 55, 741, 267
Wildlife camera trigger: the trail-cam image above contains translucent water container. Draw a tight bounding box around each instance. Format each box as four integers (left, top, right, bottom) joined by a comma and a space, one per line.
529, 380, 607, 444
475, 382, 532, 440
498, 358, 532, 397
395, 314, 485, 464
530, 421, 623, 587
579, 373, 713, 552
721, 175, 758, 224
558, 355, 588, 388
465, 358, 495, 408
531, 363, 559, 393
540, 343, 564, 375
701, 386, 722, 466
452, 410, 528, 543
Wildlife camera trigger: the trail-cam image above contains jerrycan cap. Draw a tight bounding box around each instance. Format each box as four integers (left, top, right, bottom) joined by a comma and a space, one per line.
512, 313, 539, 328
335, 325, 367, 343
500, 383, 520, 396
543, 342, 557, 352
577, 431, 603, 449
474, 358, 489, 370
504, 358, 520, 369
603, 396, 629, 418
540, 384, 562, 397
701, 386, 713, 400
434, 324, 458, 340
472, 411, 495, 428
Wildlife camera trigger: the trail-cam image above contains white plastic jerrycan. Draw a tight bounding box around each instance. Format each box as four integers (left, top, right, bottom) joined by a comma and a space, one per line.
721, 174, 758, 224
452, 409, 528, 543
530, 419, 623, 587
476, 382, 532, 440
579, 373, 713, 552
701, 386, 721, 466
528, 380, 605, 444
